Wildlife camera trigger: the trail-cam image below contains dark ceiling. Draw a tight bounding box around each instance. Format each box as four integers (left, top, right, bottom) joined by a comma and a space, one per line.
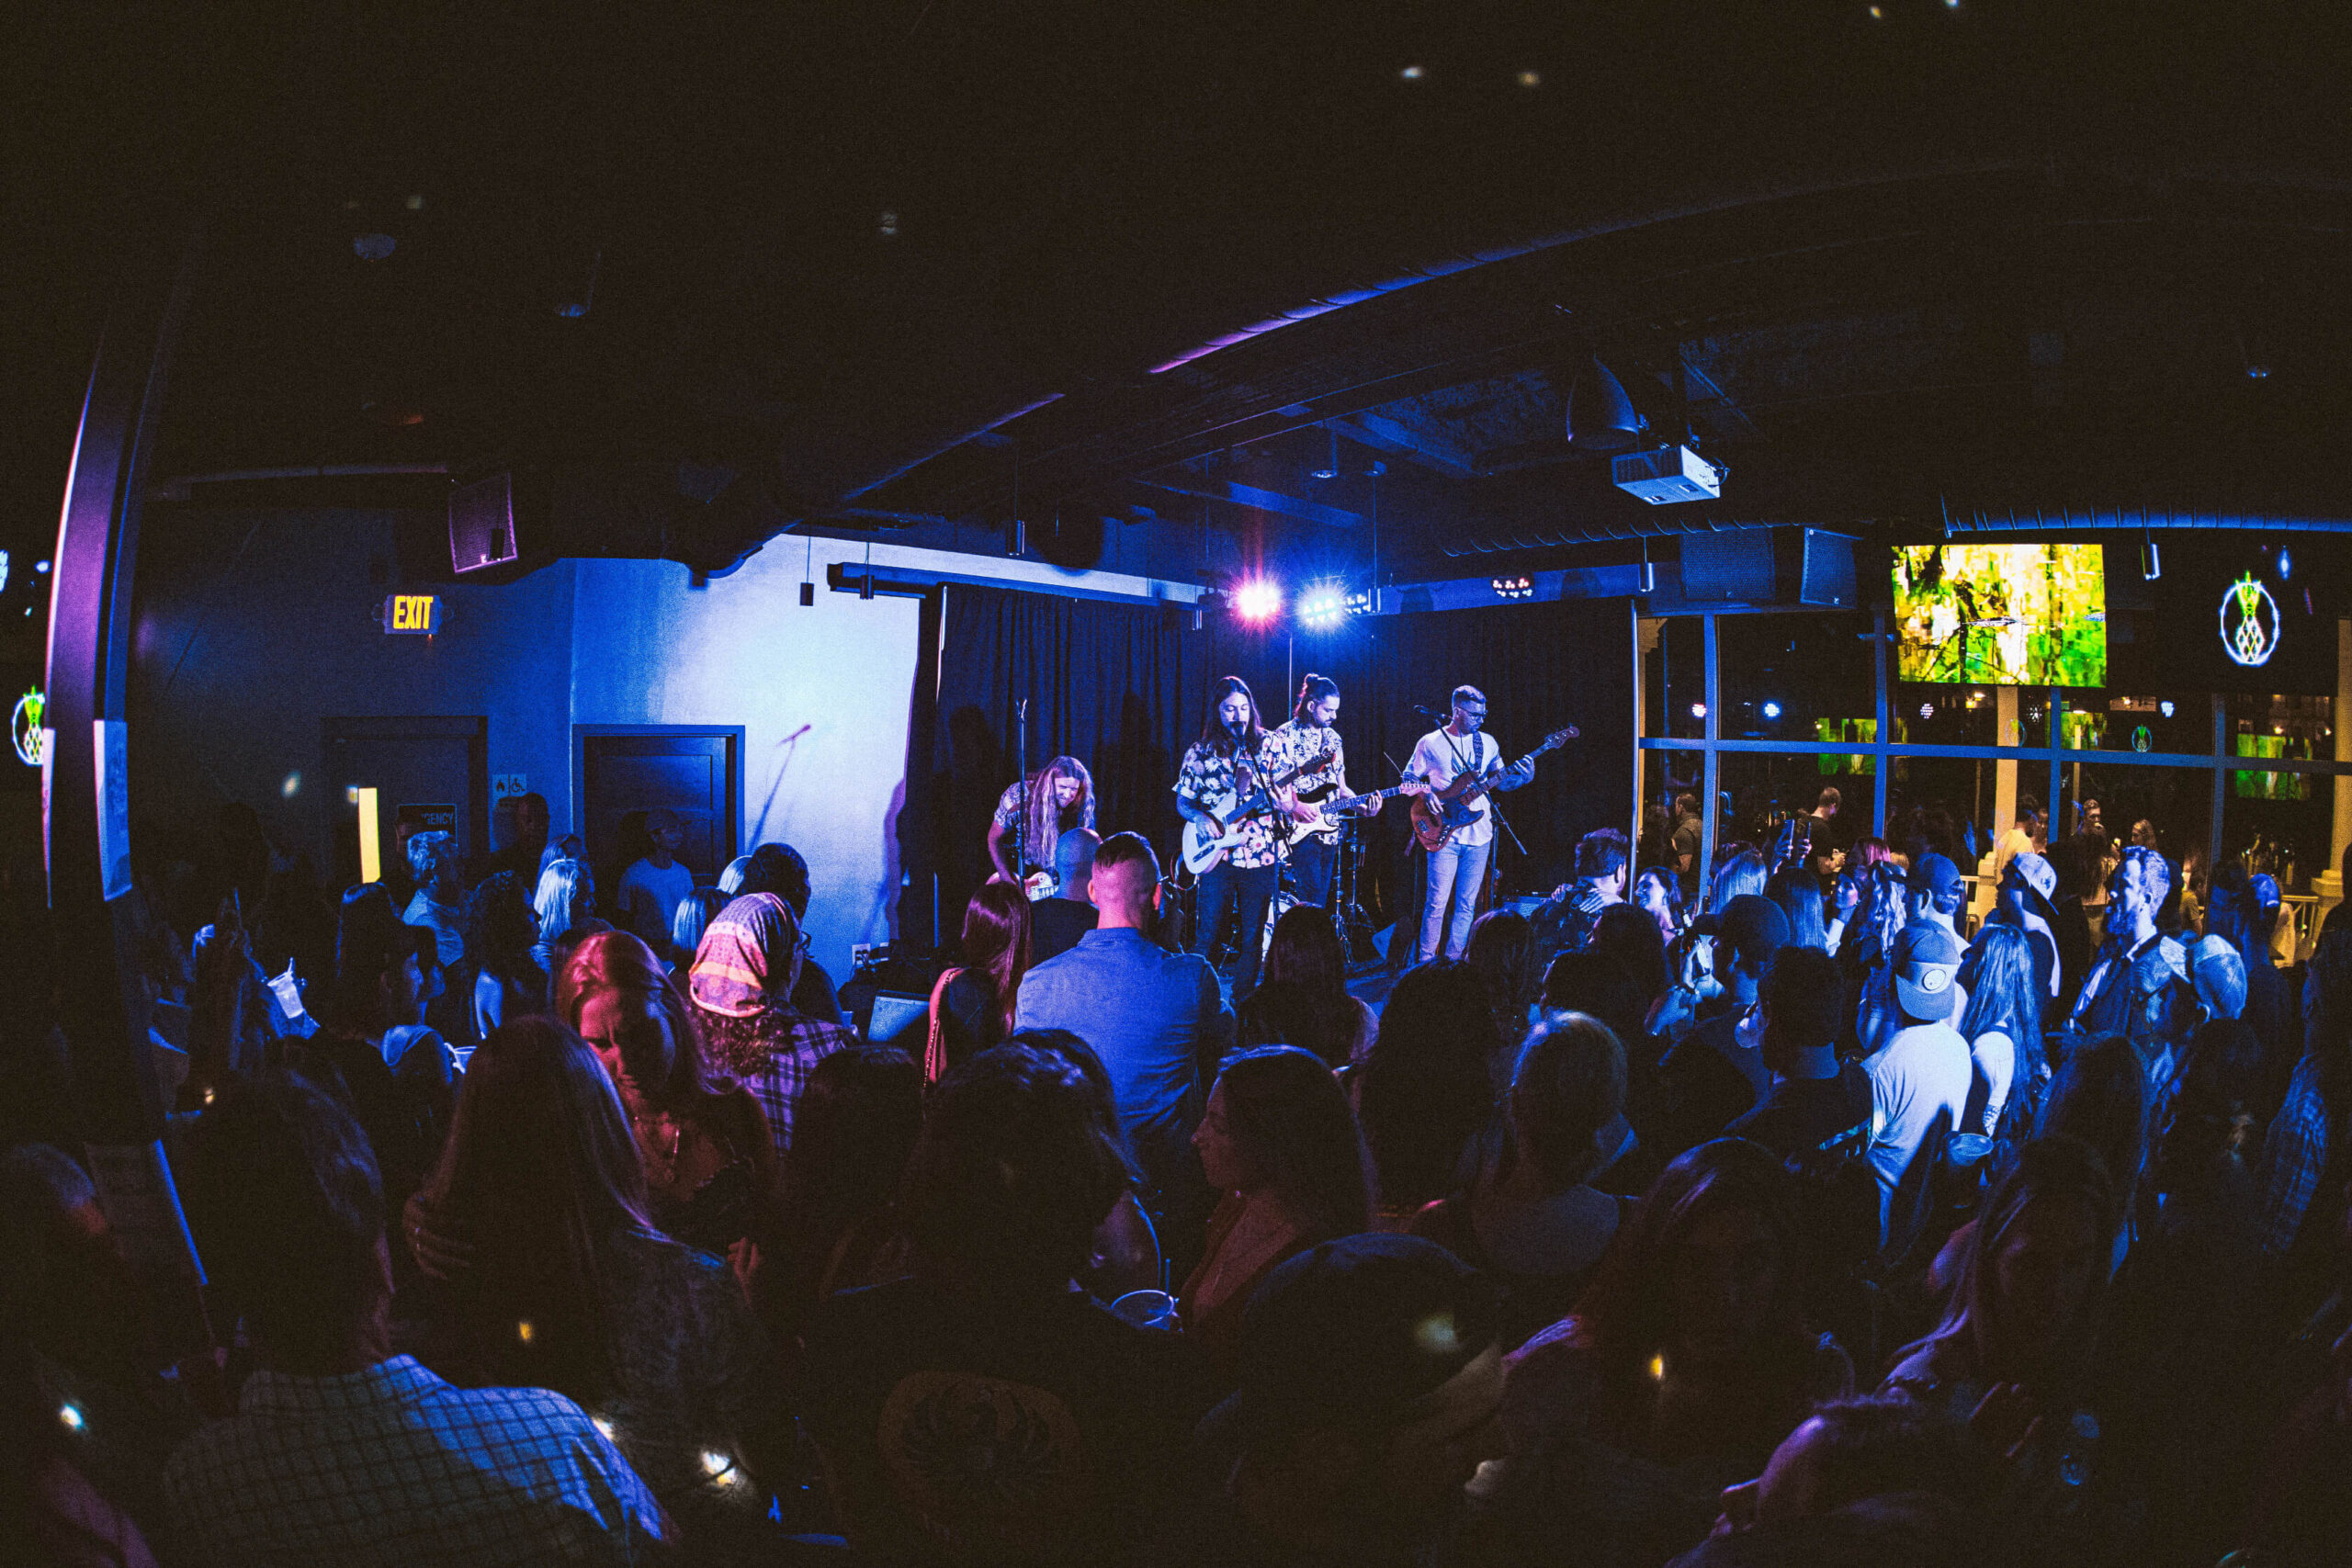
6, 0, 2351, 586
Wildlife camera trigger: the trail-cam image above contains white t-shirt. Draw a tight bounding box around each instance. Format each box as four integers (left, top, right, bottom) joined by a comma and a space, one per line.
1861, 1021, 1973, 1234
1969, 1029, 2016, 1136
1408, 728, 1497, 849
616, 858, 695, 950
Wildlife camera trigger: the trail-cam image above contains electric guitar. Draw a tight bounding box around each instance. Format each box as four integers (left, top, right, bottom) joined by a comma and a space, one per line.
1180, 746, 1334, 875
1408, 726, 1579, 852
1283, 780, 1427, 847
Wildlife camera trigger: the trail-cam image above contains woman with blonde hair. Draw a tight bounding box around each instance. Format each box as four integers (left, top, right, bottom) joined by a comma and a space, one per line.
986, 754, 1096, 888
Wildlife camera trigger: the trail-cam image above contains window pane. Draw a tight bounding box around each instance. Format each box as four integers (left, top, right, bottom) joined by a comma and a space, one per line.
1643, 615, 1708, 740
1717, 612, 1872, 741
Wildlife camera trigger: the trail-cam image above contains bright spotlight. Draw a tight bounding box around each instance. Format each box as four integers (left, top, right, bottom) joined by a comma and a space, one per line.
2278, 550, 2291, 580
1761, 701, 1782, 720
1297, 581, 1348, 631
1690, 703, 1707, 720
1232, 580, 1283, 624
2160, 700, 2176, 718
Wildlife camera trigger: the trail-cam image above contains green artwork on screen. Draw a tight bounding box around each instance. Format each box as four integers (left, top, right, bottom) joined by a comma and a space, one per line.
1893, 544, 2108, 686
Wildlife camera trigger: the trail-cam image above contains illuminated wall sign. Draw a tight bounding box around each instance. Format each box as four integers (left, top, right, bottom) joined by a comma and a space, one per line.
2221, 573, 2280, 668
10, 688, 41, 767
381, 594, 443, 635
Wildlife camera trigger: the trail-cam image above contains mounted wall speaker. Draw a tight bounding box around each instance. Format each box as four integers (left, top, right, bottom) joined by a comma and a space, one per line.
449, 473, 519, 574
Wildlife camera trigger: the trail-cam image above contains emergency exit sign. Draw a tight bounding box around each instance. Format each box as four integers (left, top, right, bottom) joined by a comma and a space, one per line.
381, 593, 443, 635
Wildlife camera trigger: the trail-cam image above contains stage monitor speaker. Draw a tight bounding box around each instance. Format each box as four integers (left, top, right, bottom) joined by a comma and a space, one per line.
449, 473, 519, 574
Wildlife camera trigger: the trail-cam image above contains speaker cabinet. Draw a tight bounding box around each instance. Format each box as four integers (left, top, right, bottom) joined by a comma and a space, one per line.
1679, 528, 1855, 608
448, 474, 519, 574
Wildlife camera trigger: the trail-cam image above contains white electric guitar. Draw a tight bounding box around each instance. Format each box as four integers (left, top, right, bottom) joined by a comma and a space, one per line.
1179, 746, 1333, 875
1283, 780, 1426, 847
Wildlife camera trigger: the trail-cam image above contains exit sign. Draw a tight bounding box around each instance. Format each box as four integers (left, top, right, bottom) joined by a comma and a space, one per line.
381, 594, 443, 635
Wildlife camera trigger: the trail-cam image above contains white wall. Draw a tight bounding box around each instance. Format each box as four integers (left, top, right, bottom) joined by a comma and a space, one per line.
569, 545, 919, 976
129, 513, 921, 978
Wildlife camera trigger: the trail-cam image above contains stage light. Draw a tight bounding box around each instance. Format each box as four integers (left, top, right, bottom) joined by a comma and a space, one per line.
35, 560, 50, 573
1566, 357, 1646, 452
1297, 582, 1348, 631
1490, 575, 1534, 601
1761, 701, 1782, 719
1344, 589, 1373, 617
1919, 702, 1935, 719
1233, 580, 1283, 624
1309, 424, 1340, 480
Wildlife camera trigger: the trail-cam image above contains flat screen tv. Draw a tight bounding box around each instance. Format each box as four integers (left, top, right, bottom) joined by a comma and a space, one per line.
1893, 543, 2107, 686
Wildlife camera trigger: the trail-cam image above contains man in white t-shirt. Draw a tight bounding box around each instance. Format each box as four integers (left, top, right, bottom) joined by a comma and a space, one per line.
616, 807, 695, 953
1407, 685, 1535, 964
1860, 919, 1973, 1246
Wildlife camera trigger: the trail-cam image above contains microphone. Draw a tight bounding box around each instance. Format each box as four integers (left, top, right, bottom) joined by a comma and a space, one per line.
1412, 704, 1445, 718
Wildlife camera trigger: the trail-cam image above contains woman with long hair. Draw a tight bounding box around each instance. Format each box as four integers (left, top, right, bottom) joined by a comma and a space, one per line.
2041, 1034, 2150, 1272
1354, 960, 1506, 1222
1882, 1138, 2119, 1528
1183, 1046, 1374, 1374
1495, 1139, 1851, 1563
1415, 1013, 1633, 1349
1253, 903, 1376, 1066
410, 1017, 783, 1526
669, 886, 729, 973
923, 880, 1033, 1082
1467, 908, 1544, 1054
1955, 923, 2048, 1139
529, 856, 600, 976
986, 754, 1097, 888
1705, 848, 1769, 916
1632, 866, 1684, 945
1762, 863, 1826, 952
557, 931, 779, 1266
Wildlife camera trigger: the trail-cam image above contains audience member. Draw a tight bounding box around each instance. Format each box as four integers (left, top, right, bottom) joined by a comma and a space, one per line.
1991, 795, 2046, 886
1860, 920, 1973, 1246
1590, 903, 1671, 1029
1542, 949, 1653, 1080
2206, 863, 2292, 1109
2068, 843, 2194, 1083
2040, 1034, 2150, 1271
168, 1075, 670, 1563
1763, 864, 1826, 952
1182, 1046, 1374, 1377
1881, 1138, 2121, 1551
614, 807, 694, 953
1257, 902, 1375, 1066
1354, 959, 1505, 1222
688, 892, 856, 1157
1644, 895, 1788, 1167
1706, 848, 1769, 917
2046, 834, 2101, 1014
1177, 1235, 1504, 1565
1730, 947, 1870, 1159
796, 1043, 1210, 1562
668, 885, 729, 973
1954, 922, 2047, 1138
1634, 865, 1686, 944
1674, 1395, 1990, 1568
1006, 1028, 1166, 1302
719, 842, 846, 1026
467, 869, 547, 1038
1416, 1013, 1632, 1348
2256, 929, 2352, 1268
1544, 828, 1630, 958
758, 1043, 924, 1345
468, 790, 550, 887
1979, 850, 2061, 1010
1493, 1140, 1853, 1568
1466, 908, 1544, 1052
400, 829, 465, 971
924, 879, 1033, 1081
405, 1018, 783, 1529
1030, 827, 1102, 964
557, 930, 778, 1263
1671, 792, 1705, 895
529, 856, 598, 977
1015, 832, 1232, 1209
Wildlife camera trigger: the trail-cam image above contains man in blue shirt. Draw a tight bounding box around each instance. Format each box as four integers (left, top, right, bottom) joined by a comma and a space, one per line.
1015, 832, 1234, 1206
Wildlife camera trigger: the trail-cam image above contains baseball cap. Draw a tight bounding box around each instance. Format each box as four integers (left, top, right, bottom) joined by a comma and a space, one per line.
2002, 851, 2057, 905
1215, 1234, 1498, 1445
1892, 920, 1965, 1021
1718, 895, 1791, 976
2189, 934, 2247, 1022
1907, 853, 1964, 908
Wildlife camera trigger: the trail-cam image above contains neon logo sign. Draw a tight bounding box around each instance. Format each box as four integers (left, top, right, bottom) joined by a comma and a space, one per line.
11, 688, 42, 767
2220, 573, 2280, 668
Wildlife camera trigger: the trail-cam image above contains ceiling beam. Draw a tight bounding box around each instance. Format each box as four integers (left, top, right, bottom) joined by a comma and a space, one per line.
1131, 475, 1363, 528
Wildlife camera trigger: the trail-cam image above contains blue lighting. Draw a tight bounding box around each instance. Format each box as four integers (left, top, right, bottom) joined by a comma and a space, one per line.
1761, 701, 1782, 720
2278, 549, 2291, 580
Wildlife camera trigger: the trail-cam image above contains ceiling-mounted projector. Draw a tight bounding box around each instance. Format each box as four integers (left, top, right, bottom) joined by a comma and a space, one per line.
1612, 444, 1723, 504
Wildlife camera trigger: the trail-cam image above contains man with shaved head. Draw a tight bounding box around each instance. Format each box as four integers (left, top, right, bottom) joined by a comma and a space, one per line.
1015, 831, 1233, 1208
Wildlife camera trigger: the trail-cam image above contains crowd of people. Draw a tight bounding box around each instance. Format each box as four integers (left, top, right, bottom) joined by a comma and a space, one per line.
6, 778, 2352, 1566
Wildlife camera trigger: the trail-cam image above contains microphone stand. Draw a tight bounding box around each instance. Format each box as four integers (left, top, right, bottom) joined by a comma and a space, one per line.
1012, 698, 1029, 887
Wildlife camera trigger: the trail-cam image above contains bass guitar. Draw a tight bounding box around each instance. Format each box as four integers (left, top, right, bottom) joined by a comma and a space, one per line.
1283, 780, 1427, 847
1408, 726, 1579, 852
1180, 746, 1334, 875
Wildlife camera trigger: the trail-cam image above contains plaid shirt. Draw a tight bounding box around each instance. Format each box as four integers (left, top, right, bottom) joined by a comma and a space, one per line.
164, 1356, 669, 1566
695, 1004, 856, 1157
2256, 1055, 2332, 1257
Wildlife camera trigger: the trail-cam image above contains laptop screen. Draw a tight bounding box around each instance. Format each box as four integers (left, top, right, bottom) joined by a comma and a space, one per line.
866, 991, 929, 1044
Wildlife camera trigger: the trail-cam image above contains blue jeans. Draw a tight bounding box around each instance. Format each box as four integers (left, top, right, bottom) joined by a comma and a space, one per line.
1418, 838, 1490, 964
1288, 837, 1339, 908
1194, 860, 1278, 992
